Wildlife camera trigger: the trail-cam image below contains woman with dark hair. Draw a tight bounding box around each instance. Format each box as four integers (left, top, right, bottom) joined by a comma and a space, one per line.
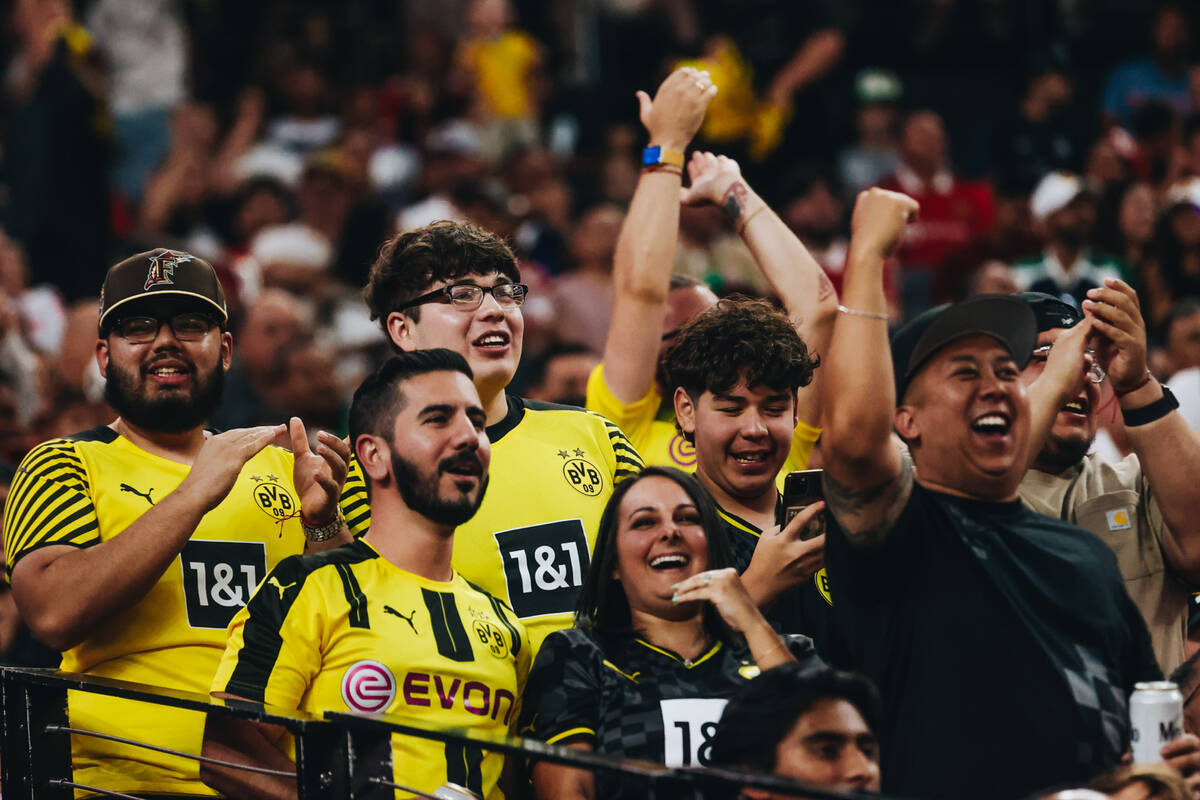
519, 466, 821, 800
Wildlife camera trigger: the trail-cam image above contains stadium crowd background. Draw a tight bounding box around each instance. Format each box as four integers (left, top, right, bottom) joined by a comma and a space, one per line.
4, 0, 1200, 643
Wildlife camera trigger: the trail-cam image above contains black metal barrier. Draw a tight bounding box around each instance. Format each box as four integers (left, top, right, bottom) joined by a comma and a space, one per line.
1, 667, 896, 800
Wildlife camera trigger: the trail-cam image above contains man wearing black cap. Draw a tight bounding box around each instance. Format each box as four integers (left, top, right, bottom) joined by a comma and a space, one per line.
3, 249, 350, 797
1017, 285, 1200, 675
819, 190, 1161, 799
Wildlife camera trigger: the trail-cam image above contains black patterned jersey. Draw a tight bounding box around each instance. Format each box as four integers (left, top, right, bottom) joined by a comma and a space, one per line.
520, 627, 819, 798
715, 503, 841, 662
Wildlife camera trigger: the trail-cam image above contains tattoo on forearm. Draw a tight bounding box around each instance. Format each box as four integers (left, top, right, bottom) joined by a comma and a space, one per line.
818, 270, 835, 301
722, 182, 750, 223
821, 450, 914, 548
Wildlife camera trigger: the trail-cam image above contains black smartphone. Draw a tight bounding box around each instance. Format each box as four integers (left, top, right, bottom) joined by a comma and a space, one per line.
776, 469, 825, 539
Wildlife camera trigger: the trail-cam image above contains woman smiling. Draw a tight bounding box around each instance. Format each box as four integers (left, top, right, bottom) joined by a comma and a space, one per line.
519, 466, 822, 800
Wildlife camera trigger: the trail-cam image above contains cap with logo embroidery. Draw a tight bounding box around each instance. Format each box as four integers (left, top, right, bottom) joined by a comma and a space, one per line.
98, 248, 228, 335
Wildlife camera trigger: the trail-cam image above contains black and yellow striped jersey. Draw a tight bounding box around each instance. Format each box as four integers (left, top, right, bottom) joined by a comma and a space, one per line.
3, 425, 307, 797
341, 394, 643, 655
213, 539, 531, 800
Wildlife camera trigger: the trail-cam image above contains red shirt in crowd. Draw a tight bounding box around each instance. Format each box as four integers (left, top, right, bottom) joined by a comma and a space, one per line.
878, 165, 996, 276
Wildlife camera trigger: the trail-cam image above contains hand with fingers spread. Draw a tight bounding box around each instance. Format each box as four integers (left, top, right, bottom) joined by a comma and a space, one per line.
636, 66, 718, 151
742, 501, 826, 611
1083, 278, 1149, 394
680, 151, 744, 207
176, 425, 287, 512
290, 417, 351, 526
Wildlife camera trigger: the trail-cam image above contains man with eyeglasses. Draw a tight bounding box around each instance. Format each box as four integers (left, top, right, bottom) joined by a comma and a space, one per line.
342, 221, 643, 655
1017, 285, 1200, 674
3, 249, 351, 797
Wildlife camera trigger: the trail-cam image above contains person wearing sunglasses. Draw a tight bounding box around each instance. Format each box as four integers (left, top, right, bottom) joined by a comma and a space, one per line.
345, 220, 644, 657
1018, 287, 1200, 676
2, 248, 351, 797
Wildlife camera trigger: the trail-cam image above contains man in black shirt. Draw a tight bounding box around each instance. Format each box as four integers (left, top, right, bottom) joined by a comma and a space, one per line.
820, 188, 1161, 800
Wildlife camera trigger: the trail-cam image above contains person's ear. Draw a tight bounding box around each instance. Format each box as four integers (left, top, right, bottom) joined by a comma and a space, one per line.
95, 339, 109, 378
386, 311, 417, 352
894, 404, 920, 442
356, 435, 391, 485
220, 331, 233, 370
791, 388, 799, 427
674, 387, 697, 438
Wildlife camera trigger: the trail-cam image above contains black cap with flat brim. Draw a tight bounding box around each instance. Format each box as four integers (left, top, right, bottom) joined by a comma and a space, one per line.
1016, 291, 1083, 332
890, 295, 1037, 400
98, 248, 227, 335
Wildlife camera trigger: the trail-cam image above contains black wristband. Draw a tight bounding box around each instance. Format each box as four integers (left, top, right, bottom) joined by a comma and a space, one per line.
1121, 386, 1179, 427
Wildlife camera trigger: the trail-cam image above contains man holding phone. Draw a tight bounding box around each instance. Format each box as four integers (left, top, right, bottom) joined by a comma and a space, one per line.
657, 297, 833, 652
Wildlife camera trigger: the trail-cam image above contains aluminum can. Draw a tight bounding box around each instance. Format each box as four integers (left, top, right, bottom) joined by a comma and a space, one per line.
1130, 680, 1184, 764
433, 783, 483, 800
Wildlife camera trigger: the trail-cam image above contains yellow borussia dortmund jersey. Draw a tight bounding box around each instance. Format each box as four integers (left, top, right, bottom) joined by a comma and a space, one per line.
213, 539, 530, 800
585, 363, 820, 487
342, 394, 642, 655
4, 425, 306, 797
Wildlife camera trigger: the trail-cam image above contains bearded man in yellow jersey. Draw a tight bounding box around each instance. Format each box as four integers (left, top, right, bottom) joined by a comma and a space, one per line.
341, 222, 642, 656
205, 349, 529, 800
586, 69, 836, 482
3, 249, 350, 797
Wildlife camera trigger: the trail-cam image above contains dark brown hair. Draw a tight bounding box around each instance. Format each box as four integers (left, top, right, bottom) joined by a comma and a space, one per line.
363, 220, 521, 336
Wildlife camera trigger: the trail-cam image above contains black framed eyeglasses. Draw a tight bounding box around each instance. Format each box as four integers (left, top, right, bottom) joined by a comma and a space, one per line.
113, 312, 217, 343
403, 282, 529, 312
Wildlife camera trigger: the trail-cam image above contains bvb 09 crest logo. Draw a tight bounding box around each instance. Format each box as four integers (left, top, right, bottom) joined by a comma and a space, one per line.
558, 448, 604, 497
250, 474, 297, 520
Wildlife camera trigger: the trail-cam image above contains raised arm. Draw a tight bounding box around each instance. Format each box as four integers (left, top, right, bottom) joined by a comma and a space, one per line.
601, 67, 716, 404
680, 152, 838, 425
1087, 279, 1200, 583
1021, 318, 1096, 473
7, 425, 283, 650
820, 189, 918, 548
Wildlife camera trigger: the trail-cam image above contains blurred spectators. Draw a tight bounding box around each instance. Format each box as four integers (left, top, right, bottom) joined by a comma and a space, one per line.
878, 109, 996, 313
2, 0, 110, 302
1013, 171, 1127, 308
991, 56, 1091, 194
1102, 3, 1193, 128
452, 0, 545, 161
0, 0, 1196, 482
837, 69, 902, 195
552, 204, 623, 354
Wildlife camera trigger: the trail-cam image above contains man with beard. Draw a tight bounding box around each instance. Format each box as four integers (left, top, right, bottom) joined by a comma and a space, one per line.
1013, 171, 1127, 309
344, 220, 643, 656
1018, 287, 1200, 674
3, 249, 350, 797
203, 350, 529, 800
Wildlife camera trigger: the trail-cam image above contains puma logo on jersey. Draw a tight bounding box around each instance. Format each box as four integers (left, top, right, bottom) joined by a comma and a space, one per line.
384, 605, 418, 634
268, 576, 297, 599
119, 483, 155, 506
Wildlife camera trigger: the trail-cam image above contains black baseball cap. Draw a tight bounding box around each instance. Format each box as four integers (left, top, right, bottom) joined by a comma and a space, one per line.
1016, 292, 1083, 332
98, 248, 227, 335
891, 295, 1037, 400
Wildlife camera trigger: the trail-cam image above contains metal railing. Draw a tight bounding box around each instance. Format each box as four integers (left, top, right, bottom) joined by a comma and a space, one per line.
1, 666, 893, 800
